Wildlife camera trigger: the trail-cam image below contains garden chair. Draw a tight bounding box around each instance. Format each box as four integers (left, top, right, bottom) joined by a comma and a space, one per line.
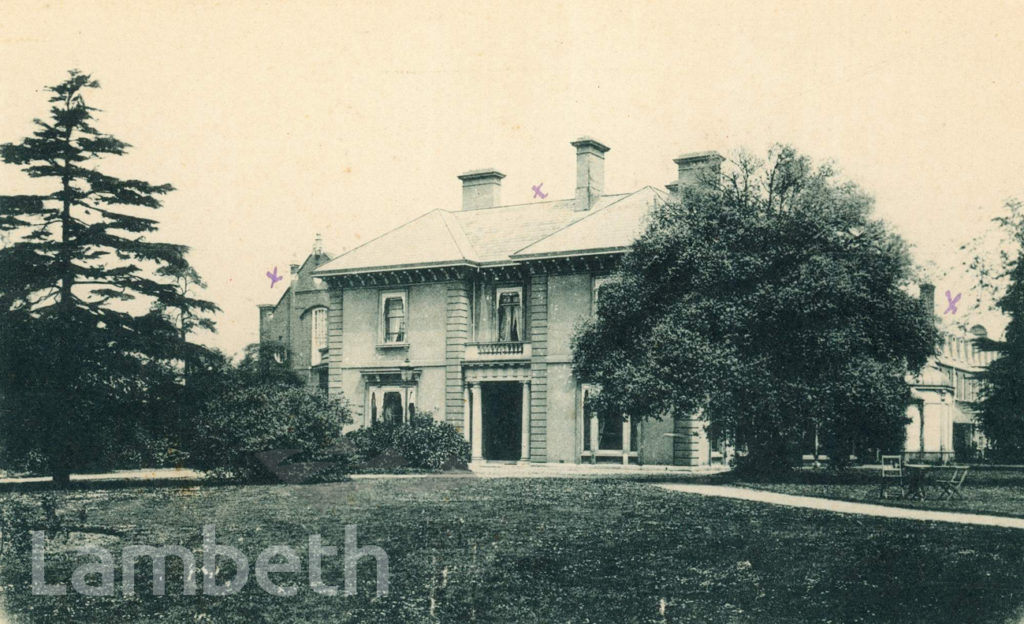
936, 465, 970, 500
878, 455, 904, 499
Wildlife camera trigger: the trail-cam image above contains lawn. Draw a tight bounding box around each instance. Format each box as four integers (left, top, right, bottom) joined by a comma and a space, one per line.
1, 476, 1023, 623
718, 467, 1024, 518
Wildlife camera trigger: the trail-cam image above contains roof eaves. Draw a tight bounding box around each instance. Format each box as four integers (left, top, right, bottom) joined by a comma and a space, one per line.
511, 247, 628, 261
313, 259, 479, 277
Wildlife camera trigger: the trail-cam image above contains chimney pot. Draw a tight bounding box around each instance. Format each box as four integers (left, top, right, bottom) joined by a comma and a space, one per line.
571, 137, 610, 212
457, 169, 505, 211
673, 151, 724, 194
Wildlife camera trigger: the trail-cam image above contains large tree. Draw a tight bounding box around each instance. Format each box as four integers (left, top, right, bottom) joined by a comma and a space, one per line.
573, 146, 938, 473
0, 71, 218, 485
962, 199, 1024, 460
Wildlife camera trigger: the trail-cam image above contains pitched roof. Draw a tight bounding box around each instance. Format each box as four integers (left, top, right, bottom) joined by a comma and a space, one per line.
313, 187, 667, 276
263, 250, 334, 309
512, 187, 667, 259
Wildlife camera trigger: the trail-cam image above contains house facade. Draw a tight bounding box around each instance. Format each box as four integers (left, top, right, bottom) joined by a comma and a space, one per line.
257, 236, 333, 391
302, 138, 725, 466
260, 138, 994, 468
904, 288, 994, 463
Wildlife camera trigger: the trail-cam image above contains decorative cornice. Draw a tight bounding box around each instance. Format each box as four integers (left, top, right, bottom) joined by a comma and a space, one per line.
523, 253, 621, 275
319, 252, 622, 287
329, 266, 473, 288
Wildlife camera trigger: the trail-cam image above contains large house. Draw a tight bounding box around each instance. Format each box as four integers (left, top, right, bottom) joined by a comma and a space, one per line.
904, 288, 994, 463
295, 138, 726, 466
260, 138, 994, 467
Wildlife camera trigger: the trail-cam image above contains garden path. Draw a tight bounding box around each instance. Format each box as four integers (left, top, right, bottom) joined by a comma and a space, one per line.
657, 483, 1024, 530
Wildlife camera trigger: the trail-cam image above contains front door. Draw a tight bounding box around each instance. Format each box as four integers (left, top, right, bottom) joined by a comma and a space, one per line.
481, 382, 522, 460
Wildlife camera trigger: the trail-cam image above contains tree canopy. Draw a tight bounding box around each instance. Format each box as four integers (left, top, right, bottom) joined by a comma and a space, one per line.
572, 146, 939, 473
966, 199, 1024, 460
0, 71, 218, 484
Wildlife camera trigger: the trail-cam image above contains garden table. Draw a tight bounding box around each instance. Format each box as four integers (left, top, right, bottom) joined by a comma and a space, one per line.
902, 463, 935, 500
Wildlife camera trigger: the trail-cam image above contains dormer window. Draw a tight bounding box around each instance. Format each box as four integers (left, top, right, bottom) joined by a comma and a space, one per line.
496, 287, 522, 342
381, 291, 407, 344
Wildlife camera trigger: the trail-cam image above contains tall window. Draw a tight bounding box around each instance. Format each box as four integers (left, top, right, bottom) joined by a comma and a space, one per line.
582, 387, 637, 453
381, 291, 406, 343
311, 307, 327, 366
496, 287, 522, 342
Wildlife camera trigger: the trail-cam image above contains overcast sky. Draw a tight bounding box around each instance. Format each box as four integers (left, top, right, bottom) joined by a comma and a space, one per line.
2, 0, 1022, 355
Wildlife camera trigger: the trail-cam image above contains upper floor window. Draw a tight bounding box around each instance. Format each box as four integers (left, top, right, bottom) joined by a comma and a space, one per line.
381, 291, 407, 344
311, 307, 327, 366
496, 287, 522, 342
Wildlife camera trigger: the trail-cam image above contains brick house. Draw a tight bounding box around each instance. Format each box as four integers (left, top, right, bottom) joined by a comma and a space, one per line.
257, 235, 333, 391
301, 138, 724, 466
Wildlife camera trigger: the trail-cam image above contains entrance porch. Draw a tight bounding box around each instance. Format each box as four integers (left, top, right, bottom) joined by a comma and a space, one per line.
463, 363, 531, 463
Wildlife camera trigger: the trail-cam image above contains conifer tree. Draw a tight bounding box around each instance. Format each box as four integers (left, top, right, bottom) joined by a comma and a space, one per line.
0, 71, 218, 485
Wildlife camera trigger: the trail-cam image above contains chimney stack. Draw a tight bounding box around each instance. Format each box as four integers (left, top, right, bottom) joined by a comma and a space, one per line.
457, 169, 505, 211
313, 233, 323, 256
919, 283, 935, 316
674, 151, 724, 194
571, 137, 610, 212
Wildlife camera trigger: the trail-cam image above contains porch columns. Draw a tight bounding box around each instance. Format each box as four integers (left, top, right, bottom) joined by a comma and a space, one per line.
520, 381, 531, 462
621, 416, 631, 465
463, 384, 471, 443
470, 382, 483, 461
589, 413, 599, 464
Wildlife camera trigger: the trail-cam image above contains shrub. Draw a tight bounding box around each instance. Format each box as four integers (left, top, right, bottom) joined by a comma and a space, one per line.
188, 386, 352, 482
346, 414, 470, 471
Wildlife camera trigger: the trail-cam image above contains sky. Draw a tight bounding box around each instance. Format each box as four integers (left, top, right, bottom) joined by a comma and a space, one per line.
2, 0, 1023, 355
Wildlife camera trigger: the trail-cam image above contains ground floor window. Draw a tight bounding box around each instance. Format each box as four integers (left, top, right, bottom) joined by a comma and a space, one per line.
382, 391, 403, 423
581, 385, 637, 460
367, 384, 417, 426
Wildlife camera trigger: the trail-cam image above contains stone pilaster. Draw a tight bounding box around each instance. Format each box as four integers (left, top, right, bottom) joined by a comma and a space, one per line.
445, 283, 470, 428
528, 273, 548, 461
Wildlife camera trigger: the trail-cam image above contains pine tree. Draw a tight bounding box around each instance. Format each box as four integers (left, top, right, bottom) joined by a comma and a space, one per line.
0, 70, 218, 485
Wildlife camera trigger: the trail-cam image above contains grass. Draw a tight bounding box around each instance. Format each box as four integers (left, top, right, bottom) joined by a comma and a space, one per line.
2, 476, 1024, 623
716, 467, 1024, 518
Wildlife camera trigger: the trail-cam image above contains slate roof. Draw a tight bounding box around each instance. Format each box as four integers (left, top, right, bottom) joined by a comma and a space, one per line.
512, 187, 667, 259
313, 186, 669, 276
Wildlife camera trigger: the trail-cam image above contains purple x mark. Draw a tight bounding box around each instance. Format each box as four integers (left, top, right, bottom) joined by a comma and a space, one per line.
267, 266, 284, 288
944, 290, 961, 314
532, 183, 548, 199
